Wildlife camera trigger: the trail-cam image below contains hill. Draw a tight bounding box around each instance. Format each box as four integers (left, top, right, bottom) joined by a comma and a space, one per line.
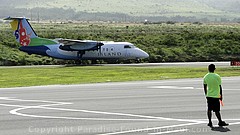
5, 0, 219, 16
200, 0, 240, 12
0, 0, 240, 22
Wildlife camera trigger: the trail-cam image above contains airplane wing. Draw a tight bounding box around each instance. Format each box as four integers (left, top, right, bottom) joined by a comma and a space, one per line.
58, 39, 104, 51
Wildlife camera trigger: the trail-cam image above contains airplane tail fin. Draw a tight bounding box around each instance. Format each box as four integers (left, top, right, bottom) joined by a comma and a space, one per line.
4, 17, 57, 46
4, 17, 38, 46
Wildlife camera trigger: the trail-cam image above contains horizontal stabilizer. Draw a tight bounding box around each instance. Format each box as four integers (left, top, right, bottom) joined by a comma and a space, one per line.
4, 16, 29, 20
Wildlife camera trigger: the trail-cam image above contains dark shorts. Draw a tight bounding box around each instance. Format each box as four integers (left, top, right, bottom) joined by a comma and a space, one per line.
207, 97, 220, 112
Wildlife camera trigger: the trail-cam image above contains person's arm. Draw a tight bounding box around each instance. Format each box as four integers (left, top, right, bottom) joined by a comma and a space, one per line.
220, 85, 223, 100
204, 84, 207, 96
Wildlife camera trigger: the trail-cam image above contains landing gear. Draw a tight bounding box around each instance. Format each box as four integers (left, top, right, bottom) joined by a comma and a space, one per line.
135, 59, 141, 63
91, 60, 98, 64
77, 51, 85, 59
75, 60, 82, 65
75, 51, 85, 65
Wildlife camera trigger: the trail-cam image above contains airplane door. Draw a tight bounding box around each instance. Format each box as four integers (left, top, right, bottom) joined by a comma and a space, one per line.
125, 49, 131, 57
124, 45, 131, 57
110, 46, 115, 58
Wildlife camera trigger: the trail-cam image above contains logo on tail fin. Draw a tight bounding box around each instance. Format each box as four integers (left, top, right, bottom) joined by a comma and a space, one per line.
18, 21, 31, 46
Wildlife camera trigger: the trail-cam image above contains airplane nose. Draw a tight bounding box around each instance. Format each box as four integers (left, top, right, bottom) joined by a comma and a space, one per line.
137, 49, 149, 59
142, 51, 149, 58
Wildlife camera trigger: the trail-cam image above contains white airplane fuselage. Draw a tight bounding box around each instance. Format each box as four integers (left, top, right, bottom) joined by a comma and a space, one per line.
21, 41, 149, 60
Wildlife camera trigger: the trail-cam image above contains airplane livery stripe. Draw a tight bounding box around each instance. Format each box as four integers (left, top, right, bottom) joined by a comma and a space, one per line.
29, 38, 58, 46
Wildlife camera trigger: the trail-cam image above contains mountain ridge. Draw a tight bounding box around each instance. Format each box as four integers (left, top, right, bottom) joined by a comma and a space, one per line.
0, 0, 240, 22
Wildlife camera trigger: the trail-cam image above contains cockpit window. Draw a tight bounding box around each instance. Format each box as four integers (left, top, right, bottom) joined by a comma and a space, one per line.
124, 45, 131, 48
124, 45, 135, 49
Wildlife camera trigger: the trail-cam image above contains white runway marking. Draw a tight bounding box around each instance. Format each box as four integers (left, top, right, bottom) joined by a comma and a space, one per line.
98, 123, 199, 135
149, 86, 239, 91
149, 129, 189, 135
229, 122, 240, 125
149, 86, 195, 90
0, 96, 239, 135
0, 97, 202, 123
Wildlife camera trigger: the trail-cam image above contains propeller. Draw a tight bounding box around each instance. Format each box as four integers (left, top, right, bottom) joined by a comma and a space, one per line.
96, 42, 104, 54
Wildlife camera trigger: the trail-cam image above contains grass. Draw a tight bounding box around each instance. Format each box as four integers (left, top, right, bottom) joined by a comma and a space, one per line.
0, 66, 240, 88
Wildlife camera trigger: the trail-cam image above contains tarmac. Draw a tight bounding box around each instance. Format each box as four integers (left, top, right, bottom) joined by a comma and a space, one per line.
0, 77, 240, 135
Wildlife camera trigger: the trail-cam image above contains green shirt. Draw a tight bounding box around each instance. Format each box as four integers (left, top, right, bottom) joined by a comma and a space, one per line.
203, 73, 221, 98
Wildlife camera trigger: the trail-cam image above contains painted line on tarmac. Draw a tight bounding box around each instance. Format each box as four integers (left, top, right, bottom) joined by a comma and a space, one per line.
195, 119, 240, 121
149, 86, 239, 91
149, 86, 195, 90
0, 97, 206, 135
98, 123, 200, 135
148, 129, 189, 135
229, 122, 240, 125
0, 97, 202, 122
1, 97, 239, 135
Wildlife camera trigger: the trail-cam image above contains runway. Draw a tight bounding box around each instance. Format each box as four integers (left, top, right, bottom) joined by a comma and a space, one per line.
0, 77, 240, 135
0, 61, 231, 68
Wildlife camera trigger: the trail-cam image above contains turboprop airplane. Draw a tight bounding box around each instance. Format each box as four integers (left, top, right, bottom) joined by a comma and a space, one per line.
4, 17, 149, 63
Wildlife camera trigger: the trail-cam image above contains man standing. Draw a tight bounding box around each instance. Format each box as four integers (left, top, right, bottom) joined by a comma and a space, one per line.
203, 64, 228, 127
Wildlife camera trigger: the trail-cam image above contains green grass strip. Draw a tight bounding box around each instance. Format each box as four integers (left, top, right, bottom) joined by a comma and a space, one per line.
0, 66, 240, 88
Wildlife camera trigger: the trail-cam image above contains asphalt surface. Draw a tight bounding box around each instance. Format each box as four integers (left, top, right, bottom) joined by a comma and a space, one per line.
0, 61, 231, 68
100, 62, 231, 67
0, 77, 240, 135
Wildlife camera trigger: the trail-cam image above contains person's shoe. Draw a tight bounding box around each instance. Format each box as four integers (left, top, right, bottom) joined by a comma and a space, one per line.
218, 121, 229, 126
207, 122, 213, 127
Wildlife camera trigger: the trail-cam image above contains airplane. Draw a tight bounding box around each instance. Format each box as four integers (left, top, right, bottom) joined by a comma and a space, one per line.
4, 17, 149, 63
